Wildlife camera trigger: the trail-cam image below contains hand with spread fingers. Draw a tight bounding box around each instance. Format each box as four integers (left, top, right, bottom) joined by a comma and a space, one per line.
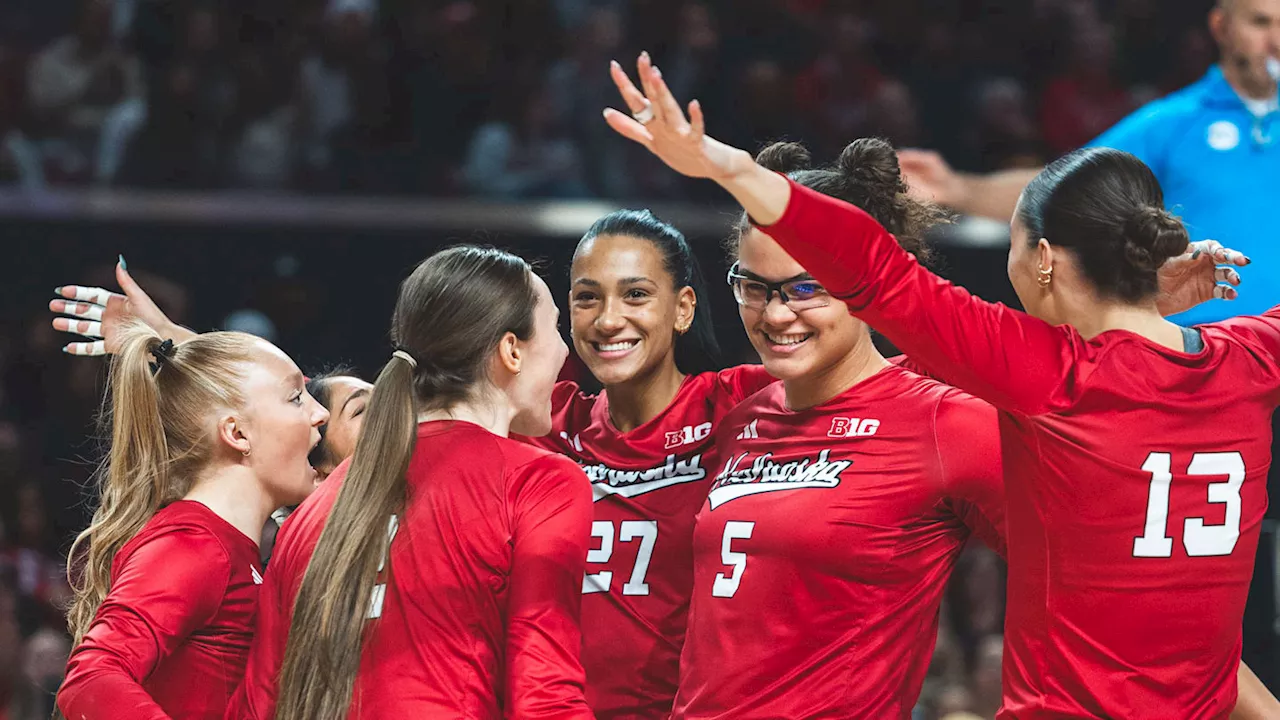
602, 53, 755, 183
50, 257, 196, 356
1156, 240, 1250, 318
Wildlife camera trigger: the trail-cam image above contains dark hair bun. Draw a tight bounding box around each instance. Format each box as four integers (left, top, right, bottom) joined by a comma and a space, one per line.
837, 137, 906, 197
1123, 205, 1188, 273
755, 142, 811, 174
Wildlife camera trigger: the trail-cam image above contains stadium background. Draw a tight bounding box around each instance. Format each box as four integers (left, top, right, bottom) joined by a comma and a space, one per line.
0, 0, 1272, 718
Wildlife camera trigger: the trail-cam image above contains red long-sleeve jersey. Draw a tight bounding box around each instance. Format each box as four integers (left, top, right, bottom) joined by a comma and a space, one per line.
229, 420, 595, 719
759, 179, 1280, 719
58, 500, 262, 720
673, 366, 1005, 719
519, 367, 773, 718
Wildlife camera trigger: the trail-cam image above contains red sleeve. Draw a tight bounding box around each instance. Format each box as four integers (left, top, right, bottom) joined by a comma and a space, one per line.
757, 180, 1085, 416
1214, 309, 1280, 400
58, 528, 230, 720
505, 454, 595, 719
934, 391, 1007, 558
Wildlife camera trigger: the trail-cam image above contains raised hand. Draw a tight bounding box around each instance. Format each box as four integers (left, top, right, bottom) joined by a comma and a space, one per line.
1155, 240, 1248, 317
50, 258, 192, 355
897, 149, 966, 207
602, 53, 754, 182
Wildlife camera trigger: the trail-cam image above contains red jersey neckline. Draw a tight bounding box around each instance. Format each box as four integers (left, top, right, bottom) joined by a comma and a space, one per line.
594, 372, 699, 438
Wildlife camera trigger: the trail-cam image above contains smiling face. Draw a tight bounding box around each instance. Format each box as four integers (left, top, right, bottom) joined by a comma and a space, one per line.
569, 234, 695, 388
735, 228, 864, 382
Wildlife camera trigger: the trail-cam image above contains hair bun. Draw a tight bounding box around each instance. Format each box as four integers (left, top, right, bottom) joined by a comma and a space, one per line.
1123, 205, 1188, 272
837, 137, 906, 197
755, 142, 811, 174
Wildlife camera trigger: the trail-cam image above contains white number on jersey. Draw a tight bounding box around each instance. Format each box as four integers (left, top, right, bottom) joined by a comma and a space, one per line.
1133, 452, 1246, 558
712, 521, 755, 598
583, 520, 659, 596
368, 515, 400, 619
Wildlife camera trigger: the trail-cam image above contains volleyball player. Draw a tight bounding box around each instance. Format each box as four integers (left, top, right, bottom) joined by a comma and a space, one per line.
56, 324, 328, 719
605, 53, 1280, 718
232, 246, 595, 718
519, 210, 771, 717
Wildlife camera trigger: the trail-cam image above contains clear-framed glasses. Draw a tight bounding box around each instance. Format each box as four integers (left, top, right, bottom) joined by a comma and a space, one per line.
726, 262, 832, 311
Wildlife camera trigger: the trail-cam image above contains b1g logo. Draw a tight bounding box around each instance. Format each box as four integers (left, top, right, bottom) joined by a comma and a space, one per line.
828, 417, 880, 438
666, 421, 712, 449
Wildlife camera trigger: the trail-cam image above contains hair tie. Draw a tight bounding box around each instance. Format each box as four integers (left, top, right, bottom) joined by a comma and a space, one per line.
149, 338, 177, 376
392, 349, 418, 369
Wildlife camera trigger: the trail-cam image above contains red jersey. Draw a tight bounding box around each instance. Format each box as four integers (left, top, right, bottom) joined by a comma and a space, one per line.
673, 366, 1005, 719
230, 420, 594, 719
760, 180, 1280, 719
58, 500, 262, 720
520, 367, 773, 718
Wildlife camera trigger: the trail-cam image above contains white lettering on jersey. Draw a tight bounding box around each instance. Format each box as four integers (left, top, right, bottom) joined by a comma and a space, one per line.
736, 419, 759, 441
665, 422, 712, 449
582, 454, 707, 501
560, 431, 584, 452
827, 417, 880, 438
707, 450, 852, 510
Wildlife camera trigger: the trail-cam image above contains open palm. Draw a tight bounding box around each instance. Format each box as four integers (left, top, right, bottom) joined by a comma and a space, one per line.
603, 54, 753, 182
49, 261, 188, 355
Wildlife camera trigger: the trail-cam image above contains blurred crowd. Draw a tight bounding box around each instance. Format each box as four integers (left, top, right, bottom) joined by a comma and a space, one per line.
0, 0, 1215, 198
0, 0, 1222, 718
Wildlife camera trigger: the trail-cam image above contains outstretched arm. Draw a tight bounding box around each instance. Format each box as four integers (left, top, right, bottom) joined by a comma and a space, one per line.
896, 149, 1037, 223
603, 55, 1075, 414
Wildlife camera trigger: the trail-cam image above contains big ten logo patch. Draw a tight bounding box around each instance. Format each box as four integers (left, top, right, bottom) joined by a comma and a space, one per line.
665, 422, 712, 449
828, 417, 880, 438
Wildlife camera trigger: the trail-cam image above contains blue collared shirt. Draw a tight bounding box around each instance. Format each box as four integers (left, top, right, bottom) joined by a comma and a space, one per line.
1087, 65, 1279, 324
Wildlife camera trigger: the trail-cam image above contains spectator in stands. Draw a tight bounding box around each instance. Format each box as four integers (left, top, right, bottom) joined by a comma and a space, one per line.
20, 0, 144, 185
463, 80, 588, 198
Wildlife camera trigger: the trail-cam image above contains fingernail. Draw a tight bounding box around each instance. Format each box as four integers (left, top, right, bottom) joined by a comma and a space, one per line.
1191, 249, 1201, 260
1244, 256, 1252, 264
54, 286, 62, 295
640, 51, 650, 61
610, 59, 619, 69
653, 65, 662, 78
118, 254, 127, 270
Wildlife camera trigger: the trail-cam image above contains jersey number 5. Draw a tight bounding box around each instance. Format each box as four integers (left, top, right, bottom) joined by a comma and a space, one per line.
712, 521, 755, 598
584, 520, 658, 596
1133, 452, 1245, 558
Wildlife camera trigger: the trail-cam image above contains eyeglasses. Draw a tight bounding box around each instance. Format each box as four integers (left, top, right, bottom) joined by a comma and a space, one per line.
726, 263, 831, 311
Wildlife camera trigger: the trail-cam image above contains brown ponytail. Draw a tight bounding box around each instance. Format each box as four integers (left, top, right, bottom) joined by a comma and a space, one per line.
274, 246, 539, 719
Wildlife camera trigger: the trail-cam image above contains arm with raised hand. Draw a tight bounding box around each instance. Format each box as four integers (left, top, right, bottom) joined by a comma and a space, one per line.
50, 258, 197, 356
602, 55, 1073, 413
602, 55, 1249, 413
895, 149, 1038, 223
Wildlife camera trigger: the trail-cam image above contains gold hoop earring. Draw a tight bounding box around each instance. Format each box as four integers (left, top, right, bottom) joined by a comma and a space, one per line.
242, 449, 251, 458
1037, 266, 1053, 288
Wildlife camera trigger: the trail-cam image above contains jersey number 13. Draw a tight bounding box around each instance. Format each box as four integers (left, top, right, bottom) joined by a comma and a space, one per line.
1133, 452, 1246, 558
